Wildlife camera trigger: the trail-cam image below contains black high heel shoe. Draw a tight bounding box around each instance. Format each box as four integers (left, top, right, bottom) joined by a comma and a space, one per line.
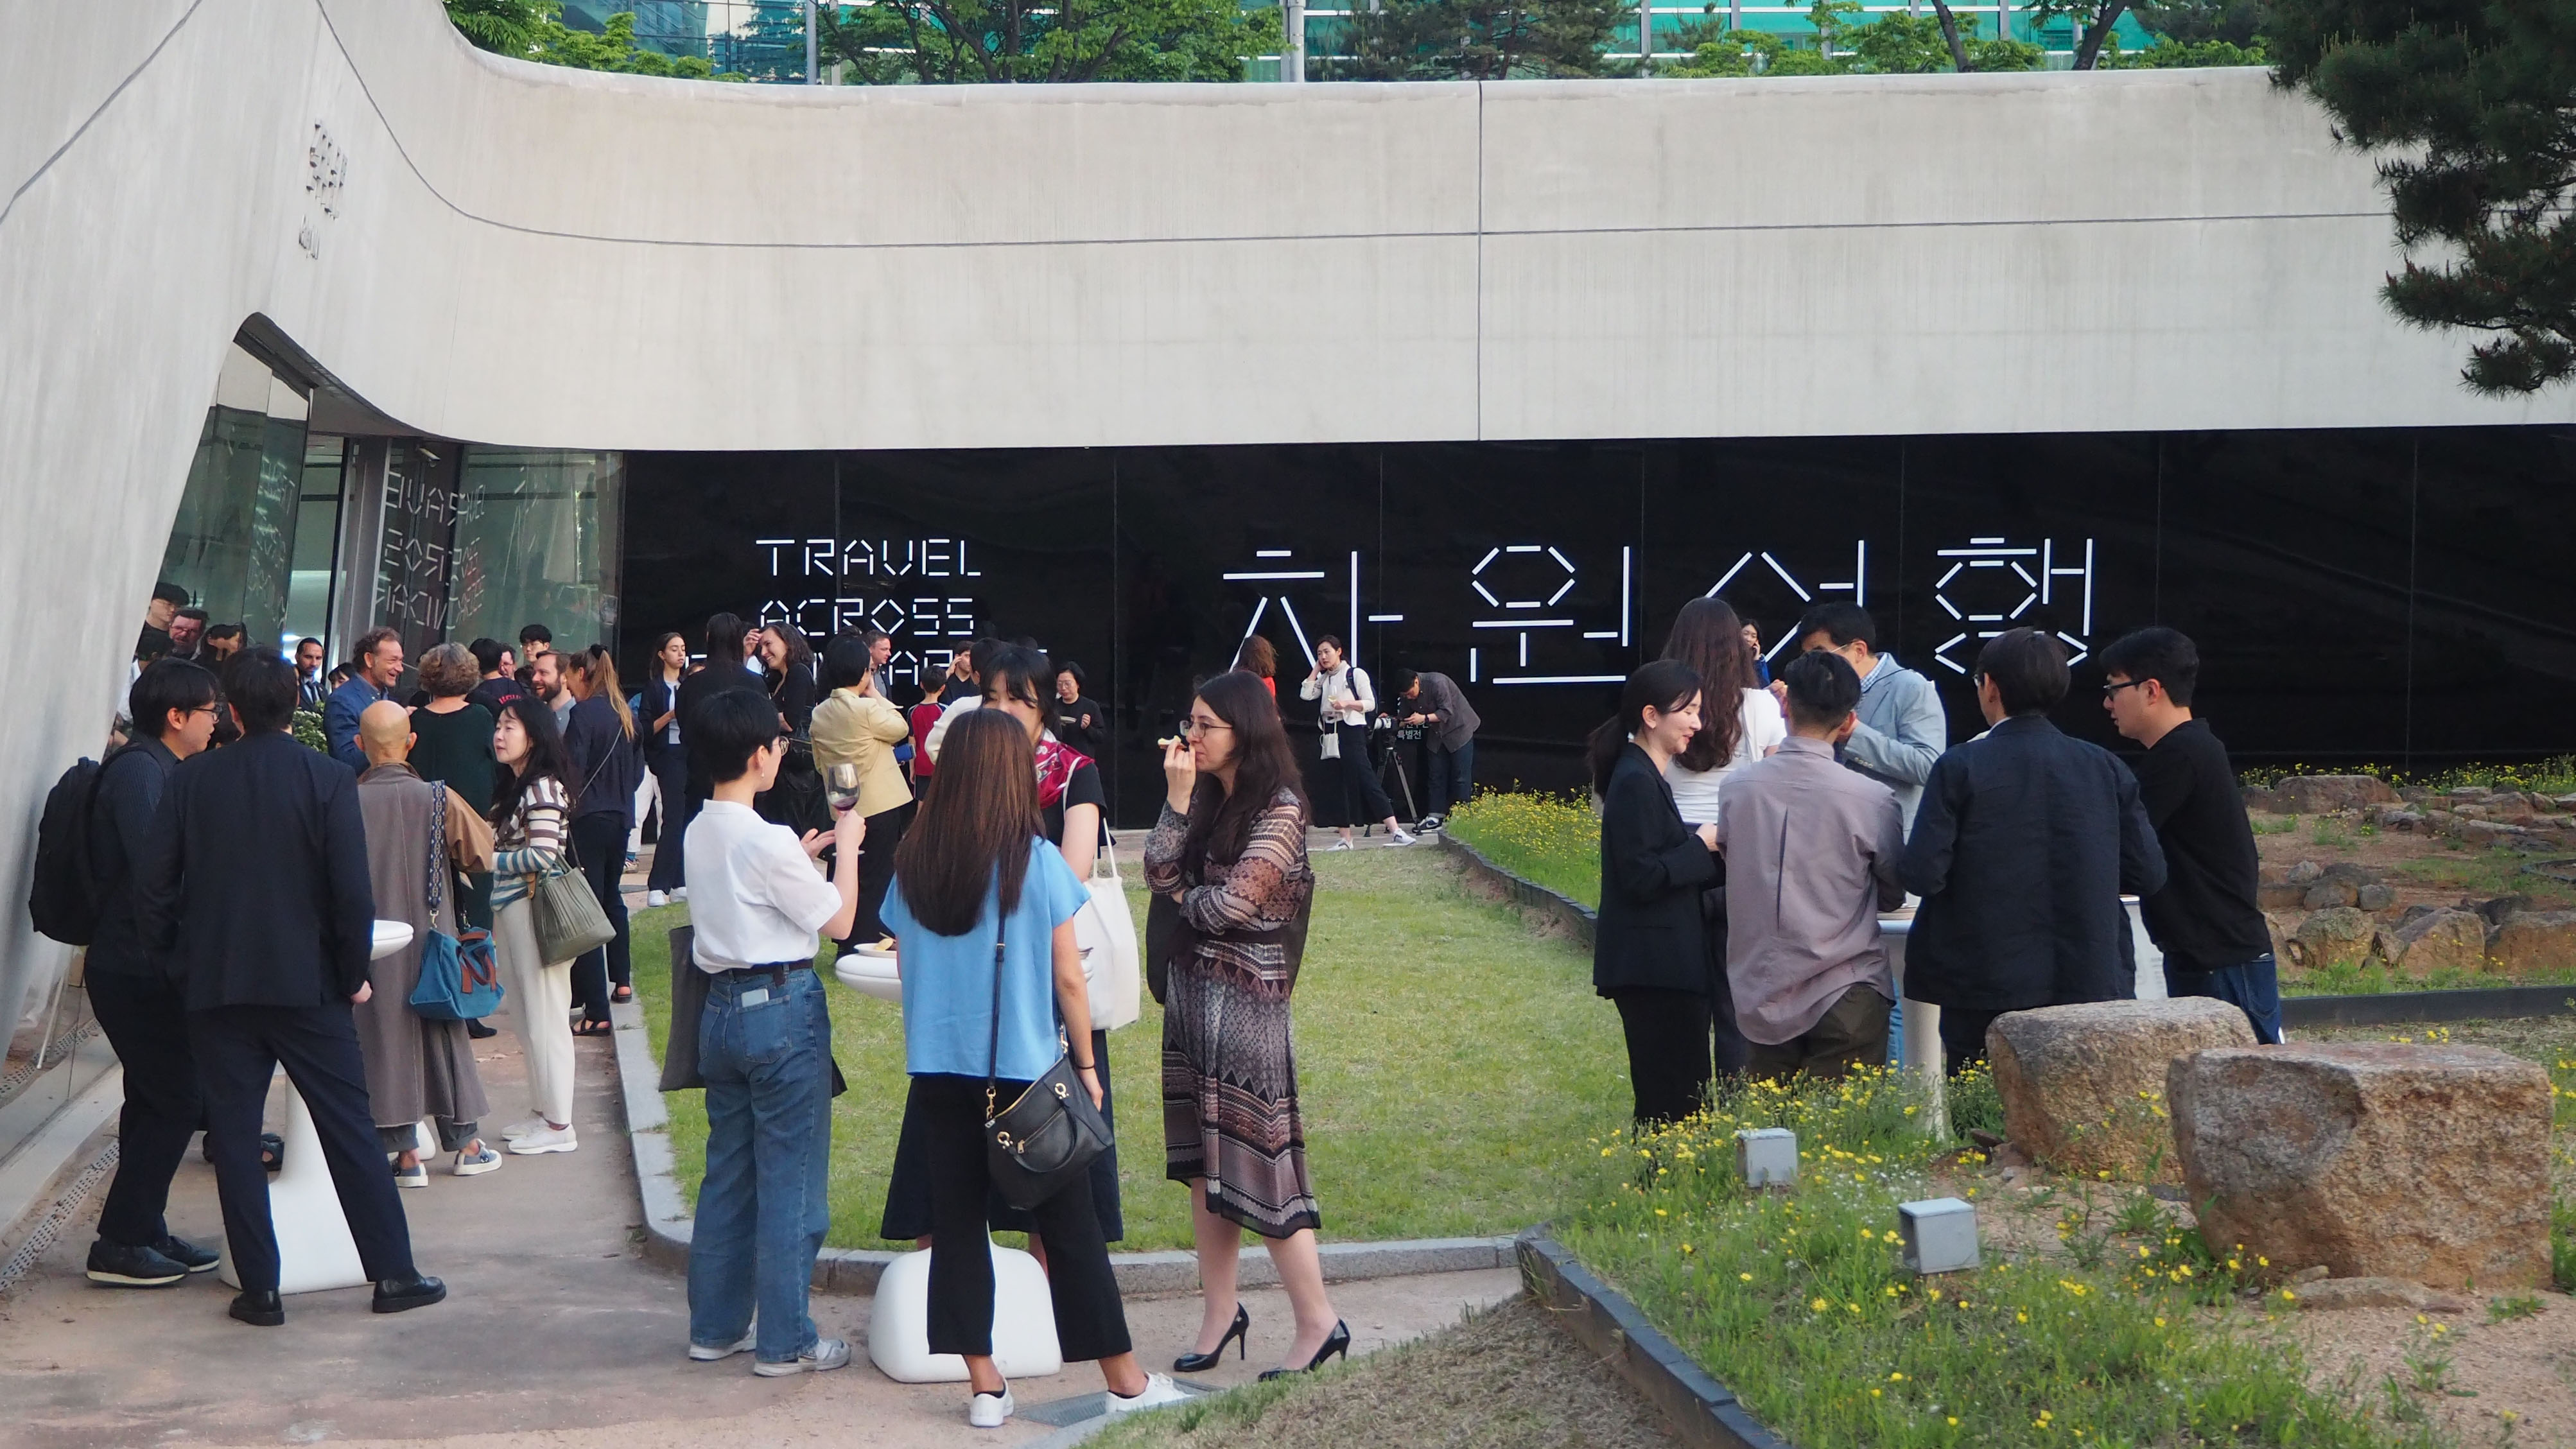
1258, 1319, 1351, 1380
1174, 1302, 1250, 1373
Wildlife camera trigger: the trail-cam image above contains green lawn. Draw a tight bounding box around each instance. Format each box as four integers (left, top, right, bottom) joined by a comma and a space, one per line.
1444, 791, 1601, 910
629, 845, 1628, 1251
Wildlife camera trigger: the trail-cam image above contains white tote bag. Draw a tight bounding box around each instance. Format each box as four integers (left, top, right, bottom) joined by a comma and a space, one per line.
1073, 826, 1142, 1031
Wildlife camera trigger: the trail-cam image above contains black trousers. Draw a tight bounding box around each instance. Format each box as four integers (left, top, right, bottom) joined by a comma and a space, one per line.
645, 748, 690, 892
570, 813, 634, 1020
1611, 987, 1714, 1126
188, 1003, 416, 1293
842, 800, 912, 947
1940, 1007, 2006, 1077
1328, 724, 1392, 828
88, 970, 203, 1249
913, 1074, 1132, 1364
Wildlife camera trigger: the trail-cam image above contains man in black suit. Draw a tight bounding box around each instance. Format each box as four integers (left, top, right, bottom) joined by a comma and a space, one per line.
82, 659, 225, 1288
134, 654, 447, 1326
1899, 628, 2167, 1074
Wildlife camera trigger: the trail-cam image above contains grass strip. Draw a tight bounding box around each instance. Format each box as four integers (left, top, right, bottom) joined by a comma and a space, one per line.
1555, 1068, 2442, 1449
629, 845, 1628, 1250
1445, 790, 1601, 910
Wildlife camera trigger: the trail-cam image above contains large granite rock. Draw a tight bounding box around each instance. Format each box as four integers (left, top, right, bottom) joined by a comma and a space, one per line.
2490, 910, 2576, 975
2169, 1045, 2554, 1290
2390, 908, 2489, 976
2289, 906, 2379, 969
1988, 1000, 2256, 1183
2267, 775, 2399, 814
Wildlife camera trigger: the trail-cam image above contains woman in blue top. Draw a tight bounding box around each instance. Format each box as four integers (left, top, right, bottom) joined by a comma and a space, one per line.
880, 709, 1186, 1430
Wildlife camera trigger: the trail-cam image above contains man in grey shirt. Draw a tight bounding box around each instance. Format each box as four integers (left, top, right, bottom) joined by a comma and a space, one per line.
1719, 650, 1906, 1082
1786, 603, 1946, 828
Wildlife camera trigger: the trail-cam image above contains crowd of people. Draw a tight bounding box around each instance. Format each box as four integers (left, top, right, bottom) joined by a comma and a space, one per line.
1592, 599, 2278, 1125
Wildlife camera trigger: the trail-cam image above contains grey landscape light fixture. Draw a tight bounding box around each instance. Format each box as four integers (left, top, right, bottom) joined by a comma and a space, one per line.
1897, 1197, 1981, 1275
1735, 1128, 1798, 1188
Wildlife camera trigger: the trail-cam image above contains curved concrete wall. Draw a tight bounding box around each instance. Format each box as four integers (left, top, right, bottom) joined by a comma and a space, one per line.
1, 0, 2568, 1021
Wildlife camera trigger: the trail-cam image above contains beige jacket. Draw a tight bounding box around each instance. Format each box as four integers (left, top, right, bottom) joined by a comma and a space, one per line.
810, 686, 915, 819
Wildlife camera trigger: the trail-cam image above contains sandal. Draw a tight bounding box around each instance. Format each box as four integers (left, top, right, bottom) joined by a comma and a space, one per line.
610, 986, 634, 1004
571, 1019, 615, 1038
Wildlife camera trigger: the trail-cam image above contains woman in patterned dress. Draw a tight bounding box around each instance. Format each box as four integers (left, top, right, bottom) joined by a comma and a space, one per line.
1144, 670, 1350, 1381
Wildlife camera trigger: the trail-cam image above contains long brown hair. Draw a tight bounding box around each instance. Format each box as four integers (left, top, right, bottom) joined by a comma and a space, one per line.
581, 646, 634, 740
892, 709, 1041, 936
1232, 635, 1276, 681
1661, 597, 1761, 771
1179, 670, 1309, 872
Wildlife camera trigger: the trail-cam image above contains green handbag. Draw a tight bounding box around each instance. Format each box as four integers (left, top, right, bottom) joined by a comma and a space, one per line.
531, 834, 616, 966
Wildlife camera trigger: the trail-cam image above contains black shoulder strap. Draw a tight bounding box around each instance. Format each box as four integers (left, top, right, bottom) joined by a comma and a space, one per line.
984, 908, 1006, 1119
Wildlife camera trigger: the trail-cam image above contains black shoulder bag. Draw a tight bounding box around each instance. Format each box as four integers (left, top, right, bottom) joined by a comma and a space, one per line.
983, 908, 1113, 1210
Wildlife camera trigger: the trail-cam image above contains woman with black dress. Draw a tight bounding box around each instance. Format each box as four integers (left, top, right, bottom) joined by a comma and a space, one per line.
1590, 658, 1719, 1127
640, 632, 690, 906
408, 643, 498, 929
878, 644, 1127, 1256
760, 623, 819, 734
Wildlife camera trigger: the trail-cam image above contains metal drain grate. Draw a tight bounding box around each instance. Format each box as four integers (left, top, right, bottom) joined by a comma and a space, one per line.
0, 1018, 101, 1101
0, 1140, 118, 1297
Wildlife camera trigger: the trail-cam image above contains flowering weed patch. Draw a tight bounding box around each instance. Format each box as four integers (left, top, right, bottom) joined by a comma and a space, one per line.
1558, 1068, 2434, 1449
1447, 790, 1601, 909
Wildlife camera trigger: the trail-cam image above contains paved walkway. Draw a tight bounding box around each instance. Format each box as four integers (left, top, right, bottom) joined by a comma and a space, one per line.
0, 990, 1518, 1449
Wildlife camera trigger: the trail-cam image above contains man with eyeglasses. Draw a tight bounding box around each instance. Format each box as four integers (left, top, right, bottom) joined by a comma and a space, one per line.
1899, 628, 2166, 1074
2098, 627, 2280, 1043
80, 660, 227, 1288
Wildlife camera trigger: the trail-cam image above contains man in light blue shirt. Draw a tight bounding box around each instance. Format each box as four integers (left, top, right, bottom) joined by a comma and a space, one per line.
324, 628, 403, 772
1788, 604, 1947, 828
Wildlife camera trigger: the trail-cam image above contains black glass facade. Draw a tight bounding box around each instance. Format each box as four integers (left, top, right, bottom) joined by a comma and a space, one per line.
621, 428, 2576, 824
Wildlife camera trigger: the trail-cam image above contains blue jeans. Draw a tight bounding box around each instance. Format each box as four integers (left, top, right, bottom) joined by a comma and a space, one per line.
1428, 741, 1474, 817
688, 967, 833, 1364
2168, 953, 2284, 1045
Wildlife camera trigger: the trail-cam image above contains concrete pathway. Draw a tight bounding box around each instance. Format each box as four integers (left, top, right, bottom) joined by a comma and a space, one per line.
0, 990, 1517, 1449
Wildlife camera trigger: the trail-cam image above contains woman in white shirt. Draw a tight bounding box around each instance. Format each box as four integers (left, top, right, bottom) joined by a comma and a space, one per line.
1660, 598, 1786, 826
1655, 596, 1782, 1080
1295, 636, 1414, 851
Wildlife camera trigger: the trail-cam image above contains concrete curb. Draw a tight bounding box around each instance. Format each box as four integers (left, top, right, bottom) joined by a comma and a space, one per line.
1518, 1232, 1792, 1449
1440, 833, 1597, 948
609, 996, 1515, 1294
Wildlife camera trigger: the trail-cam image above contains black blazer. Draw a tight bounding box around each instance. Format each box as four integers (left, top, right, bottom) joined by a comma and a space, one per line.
1592, 743, 1717, 997
769, 665, 817, 736
134, 731, 377, 1011
83, 737, 178, 980
1899, 715, 2168, 1012
563, 693, 641, 825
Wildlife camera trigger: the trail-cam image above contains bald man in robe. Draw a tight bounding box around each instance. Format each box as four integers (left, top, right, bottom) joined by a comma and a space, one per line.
355, 700, 501, 1182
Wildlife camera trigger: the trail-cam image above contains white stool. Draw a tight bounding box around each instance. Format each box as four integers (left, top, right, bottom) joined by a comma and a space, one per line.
216, 921, 414, 1294
867, 1242, 1064, 1382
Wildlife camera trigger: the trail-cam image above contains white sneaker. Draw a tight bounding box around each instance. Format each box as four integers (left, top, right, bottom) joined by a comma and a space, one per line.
966, 1385, 1014, 1428
392, 1159, 428, 1189
688, 1332, 756, 1362
499, 1118, 544, 1141
507, 1124, 577, 1155
453, 1143, 503, 1176
1104, 1373, 1190, 1414
670, 887, 688, 903
753, 1336, 851, 1376
1389, 828, 1419, 846
646, 890, 669, 908
1327, 839, 1353, 852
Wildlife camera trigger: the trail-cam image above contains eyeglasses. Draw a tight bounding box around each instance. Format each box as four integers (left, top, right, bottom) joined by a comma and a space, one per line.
1179, 718, 1232, 736
2101, 679, 2150, 699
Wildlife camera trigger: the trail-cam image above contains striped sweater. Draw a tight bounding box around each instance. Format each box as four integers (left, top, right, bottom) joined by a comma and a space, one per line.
491, 775, 568, 909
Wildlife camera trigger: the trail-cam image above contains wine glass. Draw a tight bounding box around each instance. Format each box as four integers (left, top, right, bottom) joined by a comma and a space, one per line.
825, 763, 862, 813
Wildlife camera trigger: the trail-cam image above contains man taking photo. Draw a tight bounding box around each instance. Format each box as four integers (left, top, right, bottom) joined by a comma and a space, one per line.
2098, 627, 2281, 1043
1388, 666, 1480, 831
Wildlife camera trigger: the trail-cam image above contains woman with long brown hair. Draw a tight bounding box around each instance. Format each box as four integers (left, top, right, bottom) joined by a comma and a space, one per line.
880, 708, 1185, 1428
1657, 596, 1780, 1081
1231, 635, 1278, 699
1145, 670, 1348, 1382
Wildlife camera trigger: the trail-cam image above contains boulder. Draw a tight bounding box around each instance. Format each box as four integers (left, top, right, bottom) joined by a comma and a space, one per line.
2269, 776, 2398, 814
2460, 819, 2531, 849
2355, 883, 2395, 912
2391, 908, 2489, 976
2289, 907, 2379, 969
1989, 999, 2256, 1183
2168, 1044, 2555, 1290
2256, 872, 2307, 910
2301, 881, 2356, 910
2489, 910, 2576, 975
2284, 860, 2325, 886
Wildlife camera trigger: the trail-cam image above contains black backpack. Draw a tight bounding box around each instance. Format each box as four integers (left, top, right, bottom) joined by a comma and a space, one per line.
28, 746, 140, 946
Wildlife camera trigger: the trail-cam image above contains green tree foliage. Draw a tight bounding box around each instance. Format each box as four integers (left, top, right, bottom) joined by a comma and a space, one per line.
817, 0, 1271, 81
444, 0, 721, 76
2102, 33, 2265, 64
2272, 0, 2576, 393
2024, 0, 2135, 67
1317, 0, 1625, 80
1662, 11, 2037, 74
2133, 0, 2268, 45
